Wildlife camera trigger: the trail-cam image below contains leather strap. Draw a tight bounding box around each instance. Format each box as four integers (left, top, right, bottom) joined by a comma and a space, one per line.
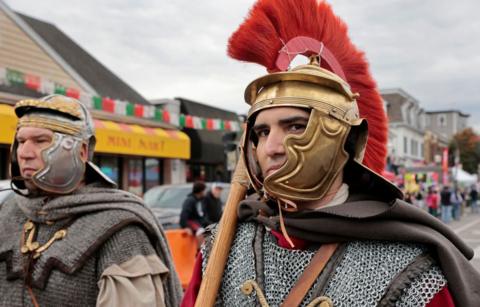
280, 243, 339, 307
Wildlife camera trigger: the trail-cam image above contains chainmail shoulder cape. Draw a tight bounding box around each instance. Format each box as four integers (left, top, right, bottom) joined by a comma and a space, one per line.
11, 182, 183, 307
237, 193, 480, 307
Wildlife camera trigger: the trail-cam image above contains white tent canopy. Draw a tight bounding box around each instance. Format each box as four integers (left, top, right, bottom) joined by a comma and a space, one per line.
451, 167, 478, 186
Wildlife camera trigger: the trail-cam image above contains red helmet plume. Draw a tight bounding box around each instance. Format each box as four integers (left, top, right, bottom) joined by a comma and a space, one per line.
228, 0, 388, 173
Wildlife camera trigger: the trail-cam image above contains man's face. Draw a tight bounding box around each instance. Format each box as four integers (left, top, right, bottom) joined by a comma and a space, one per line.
16, 126, 54, 180
212, 187, 223, 198
252, 107, 309, 178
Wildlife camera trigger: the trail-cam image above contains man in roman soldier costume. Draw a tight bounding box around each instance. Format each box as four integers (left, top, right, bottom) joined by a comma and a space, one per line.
183, 0, 480, 306
0, 95, 183, 306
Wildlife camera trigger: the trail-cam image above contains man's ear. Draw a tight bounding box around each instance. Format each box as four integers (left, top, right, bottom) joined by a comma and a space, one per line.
80, 142, 88, 162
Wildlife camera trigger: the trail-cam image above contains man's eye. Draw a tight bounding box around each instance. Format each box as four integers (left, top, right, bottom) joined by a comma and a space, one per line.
36, 139, 51, 144
256, 129, 269, 137
289, 124, 306, 132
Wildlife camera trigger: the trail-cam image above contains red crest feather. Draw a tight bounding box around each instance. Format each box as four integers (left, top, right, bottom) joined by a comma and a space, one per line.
228, 0, 388, 173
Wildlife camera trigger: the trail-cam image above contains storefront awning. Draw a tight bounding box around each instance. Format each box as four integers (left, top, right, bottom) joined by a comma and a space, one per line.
0, 104, 190, 159
94, 120, 190, 159
0, 104, 17, 145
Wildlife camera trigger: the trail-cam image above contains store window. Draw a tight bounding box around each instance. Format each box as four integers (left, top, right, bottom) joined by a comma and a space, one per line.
128, 158, 143, 196
145, 158, 162, 191
98, 155, 120, 184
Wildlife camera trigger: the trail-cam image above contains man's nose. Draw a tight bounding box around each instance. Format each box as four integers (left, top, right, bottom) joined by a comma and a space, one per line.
264, 129, 286, 157
17, 141, 36, 159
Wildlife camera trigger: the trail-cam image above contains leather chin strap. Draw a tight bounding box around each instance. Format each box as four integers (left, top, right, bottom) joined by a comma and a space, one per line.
11, 176, 32, 197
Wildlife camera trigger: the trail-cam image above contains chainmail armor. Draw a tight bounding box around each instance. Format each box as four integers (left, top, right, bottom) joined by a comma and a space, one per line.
202, 223, 258, 306
396, 265, 447, 307
202, 222, 447, 307
262, 230, 318, 305
324, 241, 426, 307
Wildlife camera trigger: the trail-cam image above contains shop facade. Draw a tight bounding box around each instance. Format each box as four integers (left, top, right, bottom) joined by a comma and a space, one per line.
0, 101, 190, 195
0, 3, 190, 195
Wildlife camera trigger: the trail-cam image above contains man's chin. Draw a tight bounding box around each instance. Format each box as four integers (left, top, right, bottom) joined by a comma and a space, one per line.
23, 179, 37, 191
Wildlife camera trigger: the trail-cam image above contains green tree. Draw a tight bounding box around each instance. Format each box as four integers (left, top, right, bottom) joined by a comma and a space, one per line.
449, 128, 480, 174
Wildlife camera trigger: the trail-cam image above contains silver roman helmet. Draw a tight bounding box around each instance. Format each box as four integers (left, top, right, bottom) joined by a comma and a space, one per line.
10, 94, 114, 195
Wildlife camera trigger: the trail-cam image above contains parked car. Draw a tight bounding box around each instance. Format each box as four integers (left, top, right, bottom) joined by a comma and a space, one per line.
144, 182, 231, 229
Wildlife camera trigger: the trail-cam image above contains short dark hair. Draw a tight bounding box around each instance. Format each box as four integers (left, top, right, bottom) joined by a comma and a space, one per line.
192, 181, 206, 194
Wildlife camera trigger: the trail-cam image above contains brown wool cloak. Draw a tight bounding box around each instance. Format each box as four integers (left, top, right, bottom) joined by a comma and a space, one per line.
238, 194, 480, 307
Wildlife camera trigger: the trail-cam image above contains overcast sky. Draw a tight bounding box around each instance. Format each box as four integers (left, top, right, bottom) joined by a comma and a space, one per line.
5, 0, 480, 130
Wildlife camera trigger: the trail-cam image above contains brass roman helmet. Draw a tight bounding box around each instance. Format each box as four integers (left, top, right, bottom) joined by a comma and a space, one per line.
242, 58, 368, 202
228, 0, 401, 205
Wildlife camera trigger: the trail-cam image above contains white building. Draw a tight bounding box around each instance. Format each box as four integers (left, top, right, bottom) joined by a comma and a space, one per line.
381, 88, 426, 168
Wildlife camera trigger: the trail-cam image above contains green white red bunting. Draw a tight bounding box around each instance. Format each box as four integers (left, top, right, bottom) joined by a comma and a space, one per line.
0, 67, 241, 132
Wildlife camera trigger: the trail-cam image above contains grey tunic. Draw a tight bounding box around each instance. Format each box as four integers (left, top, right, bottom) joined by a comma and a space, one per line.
0, 185, 182, 307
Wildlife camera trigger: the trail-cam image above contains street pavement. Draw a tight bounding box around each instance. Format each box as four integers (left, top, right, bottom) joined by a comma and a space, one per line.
448, 210, 480, 272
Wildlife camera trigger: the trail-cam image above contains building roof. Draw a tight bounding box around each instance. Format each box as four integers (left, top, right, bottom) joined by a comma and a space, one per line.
176, 97, 239, 121
176, 97, 241, 164
15, 12, 150, 105
425, 110, 470, 117
381, 88, 419, 105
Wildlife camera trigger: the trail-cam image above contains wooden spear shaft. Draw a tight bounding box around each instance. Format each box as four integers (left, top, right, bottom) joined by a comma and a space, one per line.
194, 158, 249, 307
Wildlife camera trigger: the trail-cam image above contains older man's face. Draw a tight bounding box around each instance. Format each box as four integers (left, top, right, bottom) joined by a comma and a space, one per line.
16, 127, 54, 180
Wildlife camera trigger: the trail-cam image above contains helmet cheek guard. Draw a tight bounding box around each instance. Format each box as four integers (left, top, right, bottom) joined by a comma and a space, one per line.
31, 133, 85, 194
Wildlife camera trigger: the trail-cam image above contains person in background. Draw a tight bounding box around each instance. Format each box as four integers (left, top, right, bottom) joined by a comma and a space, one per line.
0, 95, 182, 307
450, 187, 463, 221
415, 189, 425, 210
470, 184, 479, 214
440, 185, 453, 223
202, 183, 224, 225
404, 191, 414, 204
426, 186, 440, 218
179, 181, 207, 245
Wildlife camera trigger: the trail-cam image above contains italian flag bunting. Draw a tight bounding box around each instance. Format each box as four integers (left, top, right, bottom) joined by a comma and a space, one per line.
162, 109, 170, 124
92, 96, 102, 110
179, 114, 186, 128
126, 102, 135, 116
207, 118, 214, 130
154, 108, 163, 121
54, 84, 66, 95
0, 66, 246, 133
25, 74, 40, 90
66, 88, 80, 99
102, 97, 115, 112
134, 104, 144, 117
186, 115, 194, 128
6, 68, 24, 86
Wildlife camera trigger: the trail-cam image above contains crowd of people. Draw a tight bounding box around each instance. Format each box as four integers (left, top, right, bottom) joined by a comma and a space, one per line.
179, 181, 224, 248
403, 183, 479, 223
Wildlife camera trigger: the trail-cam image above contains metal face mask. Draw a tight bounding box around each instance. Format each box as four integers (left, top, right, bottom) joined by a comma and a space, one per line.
11, 95, 95, 195
32, 133, 86, 194
242, 63, 367, 203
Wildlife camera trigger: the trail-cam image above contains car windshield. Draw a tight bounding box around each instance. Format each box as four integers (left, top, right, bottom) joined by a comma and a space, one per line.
150, 186, 192, 209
